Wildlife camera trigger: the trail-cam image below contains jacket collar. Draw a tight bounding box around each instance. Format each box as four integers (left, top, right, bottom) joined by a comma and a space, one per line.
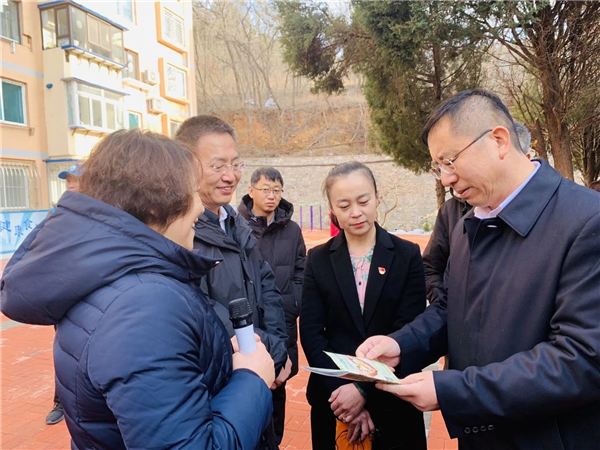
238, 194, 294, 230
1, 191, 221, 325
498, 160, 561, 237
329, 223, 394, 336
195, 204, 256, 253
195, 204, 240, 252
329, 223, 394, 252
463, 160, 561, 238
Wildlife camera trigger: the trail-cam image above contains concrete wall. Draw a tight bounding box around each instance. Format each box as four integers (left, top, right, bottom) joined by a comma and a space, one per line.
238, 154, 439, 232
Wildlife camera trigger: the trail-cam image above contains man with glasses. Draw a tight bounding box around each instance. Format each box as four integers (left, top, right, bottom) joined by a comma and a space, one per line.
358, 89, 600, 449
238, 167, 306, 445
176, 118, 288, 446
423, 122, 531, 304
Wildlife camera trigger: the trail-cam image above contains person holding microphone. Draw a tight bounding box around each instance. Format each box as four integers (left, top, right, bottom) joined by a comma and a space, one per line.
1, 130, 275, 450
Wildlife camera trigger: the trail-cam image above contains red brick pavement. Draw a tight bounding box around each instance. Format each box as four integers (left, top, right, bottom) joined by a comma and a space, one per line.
1, 231, 456, 450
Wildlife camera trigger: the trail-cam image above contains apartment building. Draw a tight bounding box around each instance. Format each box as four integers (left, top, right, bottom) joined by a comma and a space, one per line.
1, 0, 196, 266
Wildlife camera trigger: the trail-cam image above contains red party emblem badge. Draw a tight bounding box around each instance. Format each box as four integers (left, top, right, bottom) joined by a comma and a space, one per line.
378, 267, 386, 275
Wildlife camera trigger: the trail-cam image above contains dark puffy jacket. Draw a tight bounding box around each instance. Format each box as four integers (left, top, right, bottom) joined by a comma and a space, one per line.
193, 204, 288, 372
1, 192, 273, 450
422, 196, 472, 302
238, 195, 306, 376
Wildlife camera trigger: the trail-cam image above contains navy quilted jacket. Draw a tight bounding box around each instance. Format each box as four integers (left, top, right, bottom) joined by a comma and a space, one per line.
1, 191, 273, 450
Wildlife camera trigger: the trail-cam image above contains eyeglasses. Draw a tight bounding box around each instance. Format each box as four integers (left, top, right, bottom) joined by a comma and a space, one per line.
252, 186, 283, 196
202, 161, 246, 173
429, 129, 492, 180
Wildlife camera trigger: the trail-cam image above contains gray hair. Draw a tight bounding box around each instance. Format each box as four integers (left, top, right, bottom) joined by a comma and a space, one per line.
513, 122, 531, 154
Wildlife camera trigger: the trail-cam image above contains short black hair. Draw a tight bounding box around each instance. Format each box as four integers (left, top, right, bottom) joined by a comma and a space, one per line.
251, 167, 284, 187
513, 121, 531, 154
421, 89, 518, 150
175, 115, 236, 149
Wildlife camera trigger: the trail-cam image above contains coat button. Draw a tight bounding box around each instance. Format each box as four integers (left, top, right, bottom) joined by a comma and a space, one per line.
488, 425, 495, 431
464, 427, 471, 434
472, 426, 479, 433
480, 426, 487, 432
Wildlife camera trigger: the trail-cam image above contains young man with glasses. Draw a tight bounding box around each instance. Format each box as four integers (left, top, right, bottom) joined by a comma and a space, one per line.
176, 117, 288, 449
357, 89, 600, 450
238, 167, 306, 445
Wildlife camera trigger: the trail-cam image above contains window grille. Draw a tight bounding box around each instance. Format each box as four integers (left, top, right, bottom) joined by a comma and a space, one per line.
0, 161, 41, 211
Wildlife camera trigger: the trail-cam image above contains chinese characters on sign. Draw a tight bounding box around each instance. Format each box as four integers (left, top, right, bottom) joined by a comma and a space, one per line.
1, 211, 47, 256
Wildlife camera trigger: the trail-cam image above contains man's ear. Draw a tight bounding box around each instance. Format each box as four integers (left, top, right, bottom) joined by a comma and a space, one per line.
248, 186, 254, 199
493, 126, 512, 160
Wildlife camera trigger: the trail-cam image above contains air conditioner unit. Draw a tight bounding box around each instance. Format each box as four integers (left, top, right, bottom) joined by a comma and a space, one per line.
148, 97, 165, 114
143, 69, 159, 85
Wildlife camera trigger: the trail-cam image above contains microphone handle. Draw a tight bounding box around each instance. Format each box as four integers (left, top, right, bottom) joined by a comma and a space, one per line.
234, 325, 257, 355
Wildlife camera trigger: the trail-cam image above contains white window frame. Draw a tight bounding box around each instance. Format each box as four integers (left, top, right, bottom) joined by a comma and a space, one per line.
0, 0, 21, 43
169, 119, 181, 137
116, 0, 134, 23
46, 161, 75, 205
68, 81, 125, 132
124, 49, 139, 80
162, 8, 184, 48
165, 63, 187, 100
0, 160, 40, 211
0, 78, 27, 126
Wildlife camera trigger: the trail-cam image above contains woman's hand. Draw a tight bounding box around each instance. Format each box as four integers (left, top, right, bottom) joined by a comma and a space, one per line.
347, 409, 375, 444
329, 384, 366, 423
232, 335, 275, 388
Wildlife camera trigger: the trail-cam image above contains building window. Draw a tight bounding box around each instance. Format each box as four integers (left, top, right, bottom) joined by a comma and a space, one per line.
117, 0, 134, 22
0, 0, 20, 43
165, 63, 187, 100
162, 8, 184, 47
47, 161, 75, 204
169, 120, 181, 137
124, 49, 139, 80
55, 6, 70, 46
0, 161, 40, 211
128, 111, 142, 129
1, 79, 26, 125
68, 82, 124, 132
88, 16, 112, 58
40, 4, 124, 64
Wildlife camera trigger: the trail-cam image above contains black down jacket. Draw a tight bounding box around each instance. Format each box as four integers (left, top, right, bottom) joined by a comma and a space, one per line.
193, 204, 288, 373
238, 195, 306, 376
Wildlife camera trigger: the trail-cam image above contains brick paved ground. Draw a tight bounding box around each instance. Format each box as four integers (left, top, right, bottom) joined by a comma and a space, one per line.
1, 230, 456, 450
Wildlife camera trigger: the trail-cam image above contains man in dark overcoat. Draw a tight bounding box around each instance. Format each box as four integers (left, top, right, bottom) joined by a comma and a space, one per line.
358, 89, 600, 450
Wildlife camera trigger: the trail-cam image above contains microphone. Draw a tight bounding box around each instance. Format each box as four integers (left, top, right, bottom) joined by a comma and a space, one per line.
228, 297, 257, 355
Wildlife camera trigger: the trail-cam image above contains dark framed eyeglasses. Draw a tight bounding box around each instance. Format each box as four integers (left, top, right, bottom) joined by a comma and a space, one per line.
429, 129, 492, 180
252, 186, 283, 196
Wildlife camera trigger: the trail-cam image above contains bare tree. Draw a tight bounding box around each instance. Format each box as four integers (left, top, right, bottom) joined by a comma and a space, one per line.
470, 1, 600, 181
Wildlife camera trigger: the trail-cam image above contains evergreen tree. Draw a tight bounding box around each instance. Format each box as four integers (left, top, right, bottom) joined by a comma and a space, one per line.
276, 1, 488, 206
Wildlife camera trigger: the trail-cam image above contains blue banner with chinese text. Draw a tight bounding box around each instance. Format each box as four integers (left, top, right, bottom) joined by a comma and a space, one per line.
1, 210, 48, 255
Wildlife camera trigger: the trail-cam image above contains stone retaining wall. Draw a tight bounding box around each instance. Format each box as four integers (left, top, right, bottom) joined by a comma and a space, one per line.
237, 154, 439, 232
